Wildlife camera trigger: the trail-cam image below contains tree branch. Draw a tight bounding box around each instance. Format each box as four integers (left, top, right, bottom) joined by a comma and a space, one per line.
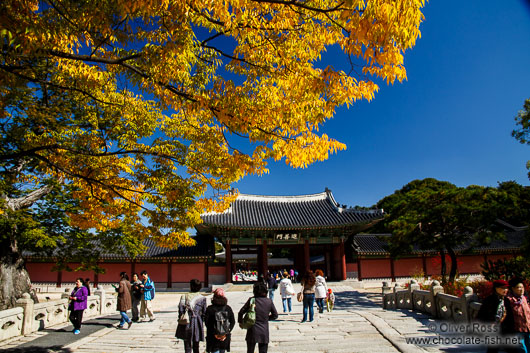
4, 184, 54, 211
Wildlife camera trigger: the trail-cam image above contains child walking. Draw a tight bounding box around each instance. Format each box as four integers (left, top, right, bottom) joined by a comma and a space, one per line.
326, 288, 335, 312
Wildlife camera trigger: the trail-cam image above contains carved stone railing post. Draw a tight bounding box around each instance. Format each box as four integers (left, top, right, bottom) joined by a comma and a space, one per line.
461, 286, 476, 322
430, 280, 444, 318
382, 281, 392, 295
95, 287, 106, 315
393, 283, 402, 309
15, 293, 34, 335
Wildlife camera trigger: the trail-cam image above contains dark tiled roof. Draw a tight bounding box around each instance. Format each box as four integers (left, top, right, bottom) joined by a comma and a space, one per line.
138, 237, 212, 259
200, 189, 383, 229
354, 229, 526, 256
23, 235, 212, 260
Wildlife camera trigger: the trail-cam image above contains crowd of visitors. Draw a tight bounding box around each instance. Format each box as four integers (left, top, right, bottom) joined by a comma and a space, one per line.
66, 270, 157, 335
64, 267, 528, 353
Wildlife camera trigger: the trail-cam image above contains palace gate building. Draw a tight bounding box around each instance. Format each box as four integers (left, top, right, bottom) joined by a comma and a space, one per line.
197, 188, 383, 282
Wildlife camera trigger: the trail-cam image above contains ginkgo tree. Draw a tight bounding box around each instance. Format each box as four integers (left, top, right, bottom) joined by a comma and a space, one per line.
0, 0, 425, 307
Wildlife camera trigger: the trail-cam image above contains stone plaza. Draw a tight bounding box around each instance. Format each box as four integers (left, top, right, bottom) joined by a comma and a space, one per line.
1, 282, 487, 353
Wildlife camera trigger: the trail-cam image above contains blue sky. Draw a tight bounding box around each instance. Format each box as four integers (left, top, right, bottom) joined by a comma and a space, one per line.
232, 0, 530, 208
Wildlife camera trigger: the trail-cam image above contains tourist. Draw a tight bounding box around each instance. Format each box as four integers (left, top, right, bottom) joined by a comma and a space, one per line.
477, 279, 509, 353
300, 270, 316, 323
266, 273, 277, 302
279, 271, 295, 313
176, 279, 207, 353
139, 270, 156, 322
68, 278, 88, 335
326, 288, 335, 312
238, 282, 278, 353
84, 278, 91, 296
289, 269, 295, 283
116, 272, 133, 329
315, 269, 328, 314
204, 288, 235, 353
130, 272, 142, 322
504, 277, 530, 352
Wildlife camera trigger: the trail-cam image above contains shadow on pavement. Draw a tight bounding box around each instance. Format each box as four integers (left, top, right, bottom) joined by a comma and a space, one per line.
333, 290, 382, 310
0, 346, 72, 353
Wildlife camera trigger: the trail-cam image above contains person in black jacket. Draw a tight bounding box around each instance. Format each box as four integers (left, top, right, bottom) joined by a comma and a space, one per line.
238, 282, 278, 353
204, 288, 235, 353
266, 273, 277, 302
476, 279, 509, 353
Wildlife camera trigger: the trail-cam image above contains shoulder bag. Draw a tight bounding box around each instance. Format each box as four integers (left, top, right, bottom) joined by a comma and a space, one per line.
239, 298, 256, 329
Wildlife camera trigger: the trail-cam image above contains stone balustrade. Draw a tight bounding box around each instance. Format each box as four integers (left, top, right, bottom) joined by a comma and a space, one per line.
0, 287, 117, 342
383, 280, 481, 323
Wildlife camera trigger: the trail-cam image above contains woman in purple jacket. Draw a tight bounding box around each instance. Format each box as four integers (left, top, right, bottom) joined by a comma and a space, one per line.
69, 278, 88, 334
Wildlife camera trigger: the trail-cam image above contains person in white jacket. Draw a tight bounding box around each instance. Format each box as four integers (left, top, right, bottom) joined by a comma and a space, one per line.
314, 269, 328, 314
279, 272, 295, 313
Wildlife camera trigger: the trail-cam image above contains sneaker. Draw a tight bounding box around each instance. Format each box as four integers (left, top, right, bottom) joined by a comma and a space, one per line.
73, 329, 80, 335
301, 320, 306, 323
128, 321, 132, 329
149, 318, 156, 322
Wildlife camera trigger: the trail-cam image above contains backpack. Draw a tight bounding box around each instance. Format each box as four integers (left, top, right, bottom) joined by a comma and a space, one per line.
213, 307, 231, 336
239, 298, 256, 329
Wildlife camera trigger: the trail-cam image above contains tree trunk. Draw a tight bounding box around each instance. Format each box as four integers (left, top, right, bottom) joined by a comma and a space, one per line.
447, 246, 458, 283
0, 233, 38, 310
439, 249, 447, 284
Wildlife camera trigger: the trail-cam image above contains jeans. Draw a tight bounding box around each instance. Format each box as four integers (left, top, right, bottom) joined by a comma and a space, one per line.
302, 293, 315, 322
282, 297, 292, 312
212, 350, 226, 353
119, 311, 131, 326
268, 289, 275, 301
316, 298, 325, 312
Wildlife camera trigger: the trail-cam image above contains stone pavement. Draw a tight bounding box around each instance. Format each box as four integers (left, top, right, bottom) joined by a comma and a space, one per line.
1, 283, 487, 353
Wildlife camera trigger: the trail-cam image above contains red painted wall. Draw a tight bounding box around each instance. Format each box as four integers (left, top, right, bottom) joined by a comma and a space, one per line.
25, 262, 57, 282
171, 263, 205, 282
360, 258, 392, 278
457, 255, 484, 274
209, 266, 225, 275
346, 263, 358, 272
394, 258, 424, 277
60, 264, 94, 282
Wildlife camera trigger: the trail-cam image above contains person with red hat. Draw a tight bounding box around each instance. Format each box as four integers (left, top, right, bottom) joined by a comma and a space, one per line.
477, 279, 510, 353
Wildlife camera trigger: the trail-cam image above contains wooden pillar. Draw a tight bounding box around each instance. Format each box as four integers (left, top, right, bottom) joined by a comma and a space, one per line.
303, 239, 310, 273
260, 240, 268, 277
167, 260, 172, 288
390, 258, 395, 282
94, 272, 99, 288
357, 256, 362, 281
225, 239, 232, 283
339, 239, 346, 281
204, 261, 209, 287
56, 270, 62, 288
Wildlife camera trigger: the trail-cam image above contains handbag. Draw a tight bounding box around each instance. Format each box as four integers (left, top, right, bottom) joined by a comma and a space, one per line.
239, 298, 256, 329
297, 291, 304, 302
178, 295, 189, 325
